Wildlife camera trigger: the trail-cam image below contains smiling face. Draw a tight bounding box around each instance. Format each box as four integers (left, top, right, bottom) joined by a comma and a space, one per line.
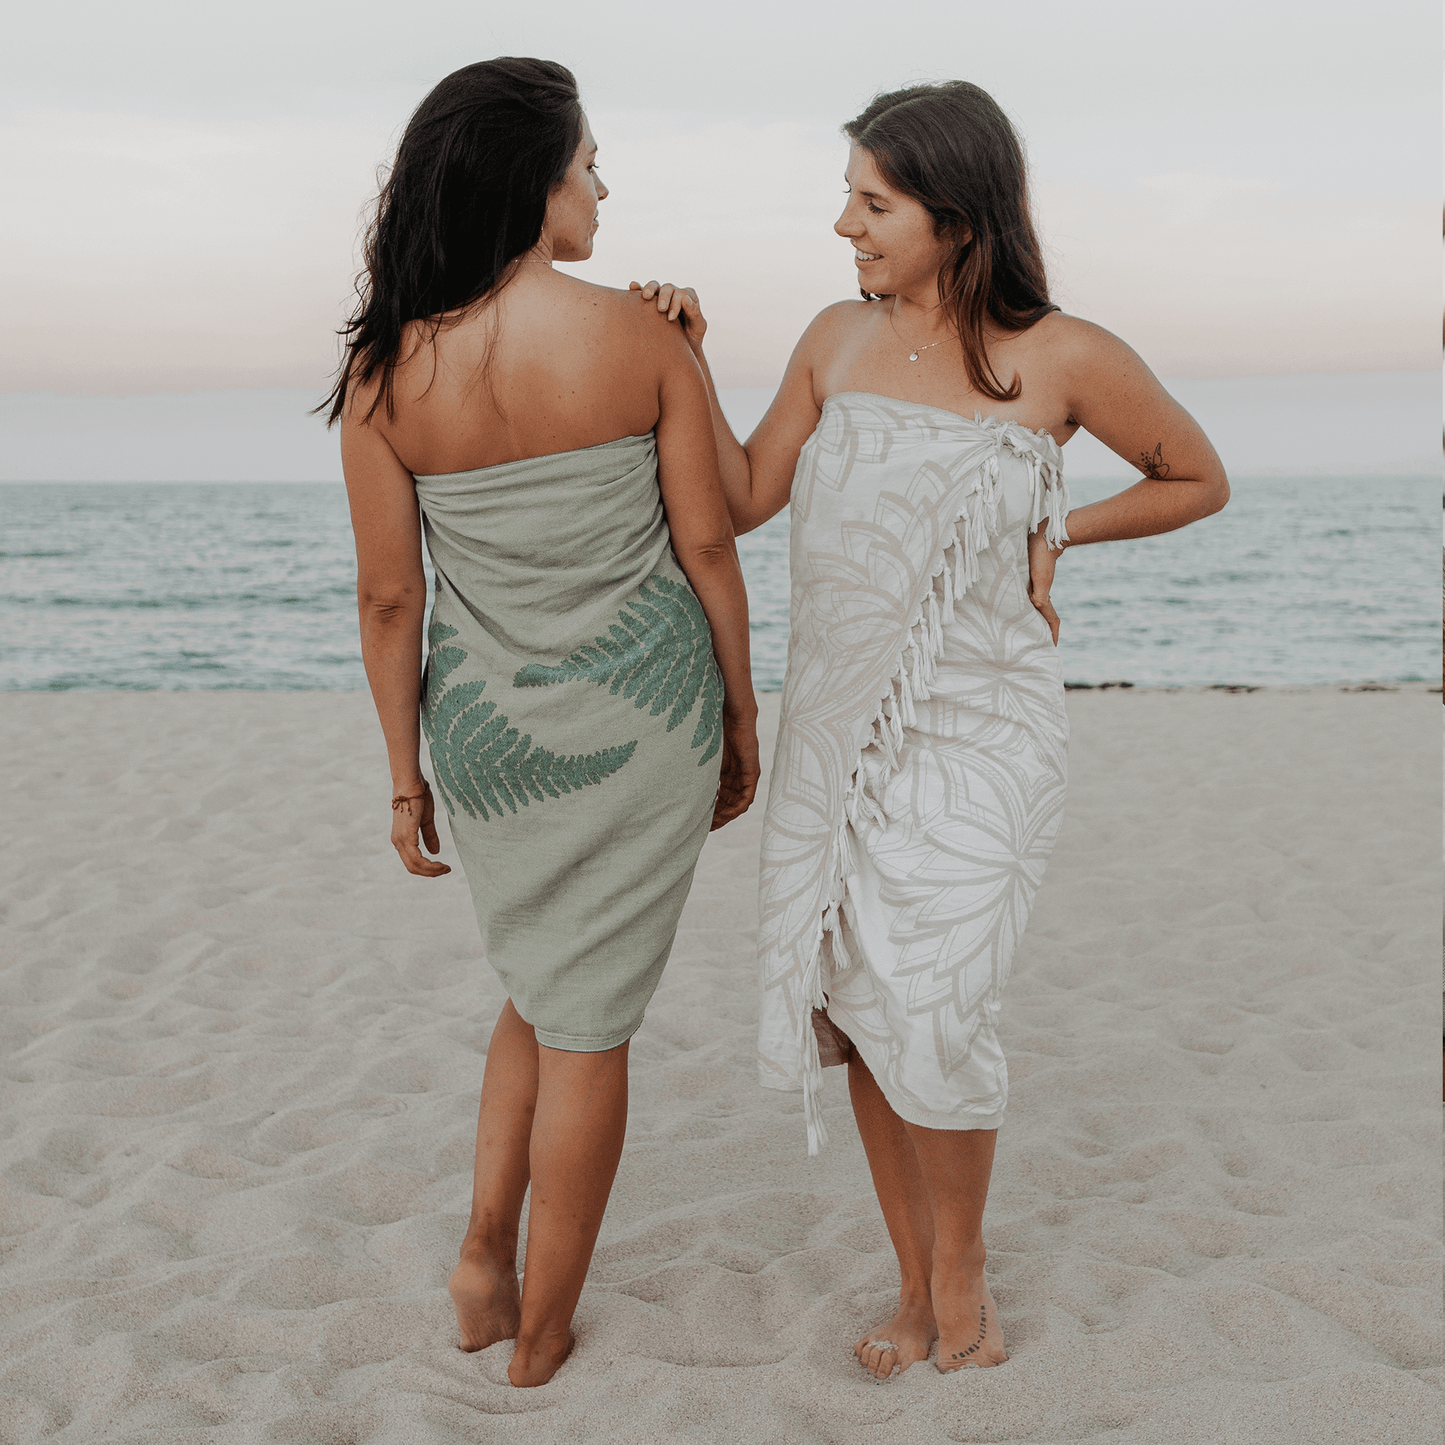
835, 142, 962, 302
539, 113, 607, 262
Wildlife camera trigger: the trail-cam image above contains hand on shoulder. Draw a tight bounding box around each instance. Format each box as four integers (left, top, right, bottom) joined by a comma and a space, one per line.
628, 279, 707, 352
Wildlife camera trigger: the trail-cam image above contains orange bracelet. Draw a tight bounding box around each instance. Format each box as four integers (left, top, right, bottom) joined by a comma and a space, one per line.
391, 780, 432, 811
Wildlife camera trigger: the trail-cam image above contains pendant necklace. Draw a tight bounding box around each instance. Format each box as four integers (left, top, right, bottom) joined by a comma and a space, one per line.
906, 338, 948, 362
890, 304, 951, 362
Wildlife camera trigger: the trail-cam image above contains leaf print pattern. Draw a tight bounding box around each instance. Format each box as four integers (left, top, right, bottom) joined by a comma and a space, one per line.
422, 621, 637, 821
513, 575, 723, 764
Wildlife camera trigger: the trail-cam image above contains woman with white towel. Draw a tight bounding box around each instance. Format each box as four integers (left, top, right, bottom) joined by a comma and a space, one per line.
637, 78, 1227, 1377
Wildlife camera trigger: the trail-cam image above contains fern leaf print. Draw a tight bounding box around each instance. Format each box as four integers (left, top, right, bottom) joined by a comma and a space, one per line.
513, 576, 723, 764
422, 621, 637, 821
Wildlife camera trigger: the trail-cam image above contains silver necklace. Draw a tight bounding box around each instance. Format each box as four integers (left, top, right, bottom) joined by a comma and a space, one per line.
890, 305, 951, 362
906, 338, 948, 362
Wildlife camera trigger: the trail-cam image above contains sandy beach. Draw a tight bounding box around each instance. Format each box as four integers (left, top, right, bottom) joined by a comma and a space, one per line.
1, 685, 1439, 1444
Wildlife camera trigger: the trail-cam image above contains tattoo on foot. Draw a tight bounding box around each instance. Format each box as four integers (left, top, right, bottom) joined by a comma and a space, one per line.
950, 1305, 989, 1360
1140, 443, 1171, 480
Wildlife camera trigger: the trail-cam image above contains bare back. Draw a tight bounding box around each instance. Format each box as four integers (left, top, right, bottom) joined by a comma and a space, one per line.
376, 269, 678, 475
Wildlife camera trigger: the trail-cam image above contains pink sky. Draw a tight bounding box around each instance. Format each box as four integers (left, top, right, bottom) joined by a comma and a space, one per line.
2, 0, 1437, 395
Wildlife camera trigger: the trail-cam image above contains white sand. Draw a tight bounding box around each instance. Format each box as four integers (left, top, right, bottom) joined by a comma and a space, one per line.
1, 686, 1439, 1443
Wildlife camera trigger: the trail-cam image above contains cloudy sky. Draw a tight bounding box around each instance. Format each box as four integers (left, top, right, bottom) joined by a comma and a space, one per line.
3, 0, 1438, 397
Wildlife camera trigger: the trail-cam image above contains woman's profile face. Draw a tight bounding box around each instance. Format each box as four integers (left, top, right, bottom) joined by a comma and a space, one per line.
835, 143, 957, 300
542, 114, 608, 263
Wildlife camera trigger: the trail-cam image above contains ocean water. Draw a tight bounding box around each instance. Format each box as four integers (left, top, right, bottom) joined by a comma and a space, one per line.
0, 476, 1436, 692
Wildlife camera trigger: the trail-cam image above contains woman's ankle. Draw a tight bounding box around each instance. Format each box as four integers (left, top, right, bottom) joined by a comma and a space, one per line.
931, 1239, 987, 1281
896, 1274, 936, 1310
515, 1320, 573, 1355
459, 1228, 518, 1265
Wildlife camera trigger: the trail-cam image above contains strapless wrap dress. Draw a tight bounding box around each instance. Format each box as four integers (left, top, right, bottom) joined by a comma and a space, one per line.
415, 433, 723, 1052
757, 394, 1070, 1151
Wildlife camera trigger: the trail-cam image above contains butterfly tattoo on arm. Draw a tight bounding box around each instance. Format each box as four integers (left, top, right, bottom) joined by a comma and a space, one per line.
1140, 444, 1171, 480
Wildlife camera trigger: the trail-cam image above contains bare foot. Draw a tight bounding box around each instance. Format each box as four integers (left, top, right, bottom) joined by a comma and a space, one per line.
449, 1252, 521, 1353
854, 1294, 938, 1380
933, 1268, 1008, 1371
508, 1327, 574, 1387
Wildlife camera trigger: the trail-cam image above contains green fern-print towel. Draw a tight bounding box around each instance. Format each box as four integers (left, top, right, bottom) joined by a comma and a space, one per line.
409, 431, 724, 1052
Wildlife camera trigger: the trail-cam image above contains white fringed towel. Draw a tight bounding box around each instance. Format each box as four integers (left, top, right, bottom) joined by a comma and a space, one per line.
756, 393, 1068, 1152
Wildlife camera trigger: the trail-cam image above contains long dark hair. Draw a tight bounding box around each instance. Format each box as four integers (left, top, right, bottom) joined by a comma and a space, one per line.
845, 82, 1057, 403
320, 57, 583, 426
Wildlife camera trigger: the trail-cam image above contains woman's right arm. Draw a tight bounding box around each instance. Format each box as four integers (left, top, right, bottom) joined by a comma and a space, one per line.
644, 320, 760, 828
340, 395, 450, 877
632, 280, 828, 536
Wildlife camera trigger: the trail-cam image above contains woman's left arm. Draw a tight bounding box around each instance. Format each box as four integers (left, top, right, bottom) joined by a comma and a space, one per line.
1026, 322, 1229, 640
1056, 320, 1230, 546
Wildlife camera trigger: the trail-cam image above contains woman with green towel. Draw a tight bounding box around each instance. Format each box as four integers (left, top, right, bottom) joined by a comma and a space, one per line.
324, 58, 759, 1388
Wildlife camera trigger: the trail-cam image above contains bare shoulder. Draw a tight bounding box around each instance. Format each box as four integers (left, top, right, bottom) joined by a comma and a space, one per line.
537, 270, 633, 326
563, 271, 628, 305
809, 298, 880, 339
792, 298, 880, 366
340, 362, 387, 433
603, 285, 699, 359
1030, 312, 1150, 376
523, 276, 695, 369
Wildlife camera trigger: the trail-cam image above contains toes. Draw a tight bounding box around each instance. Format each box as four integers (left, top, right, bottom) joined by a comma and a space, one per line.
853, 1340, 899, 1379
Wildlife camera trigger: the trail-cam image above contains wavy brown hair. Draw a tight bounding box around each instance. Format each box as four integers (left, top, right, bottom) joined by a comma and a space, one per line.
845, 81, 1057, 402
319, 57, 583, 427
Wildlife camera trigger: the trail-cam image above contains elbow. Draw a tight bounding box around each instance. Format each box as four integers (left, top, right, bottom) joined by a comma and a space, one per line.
1204, 471, 1230, 516
358, 585, 426, 627
1186, 467, 1229, 521
676, 538, 738, 569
